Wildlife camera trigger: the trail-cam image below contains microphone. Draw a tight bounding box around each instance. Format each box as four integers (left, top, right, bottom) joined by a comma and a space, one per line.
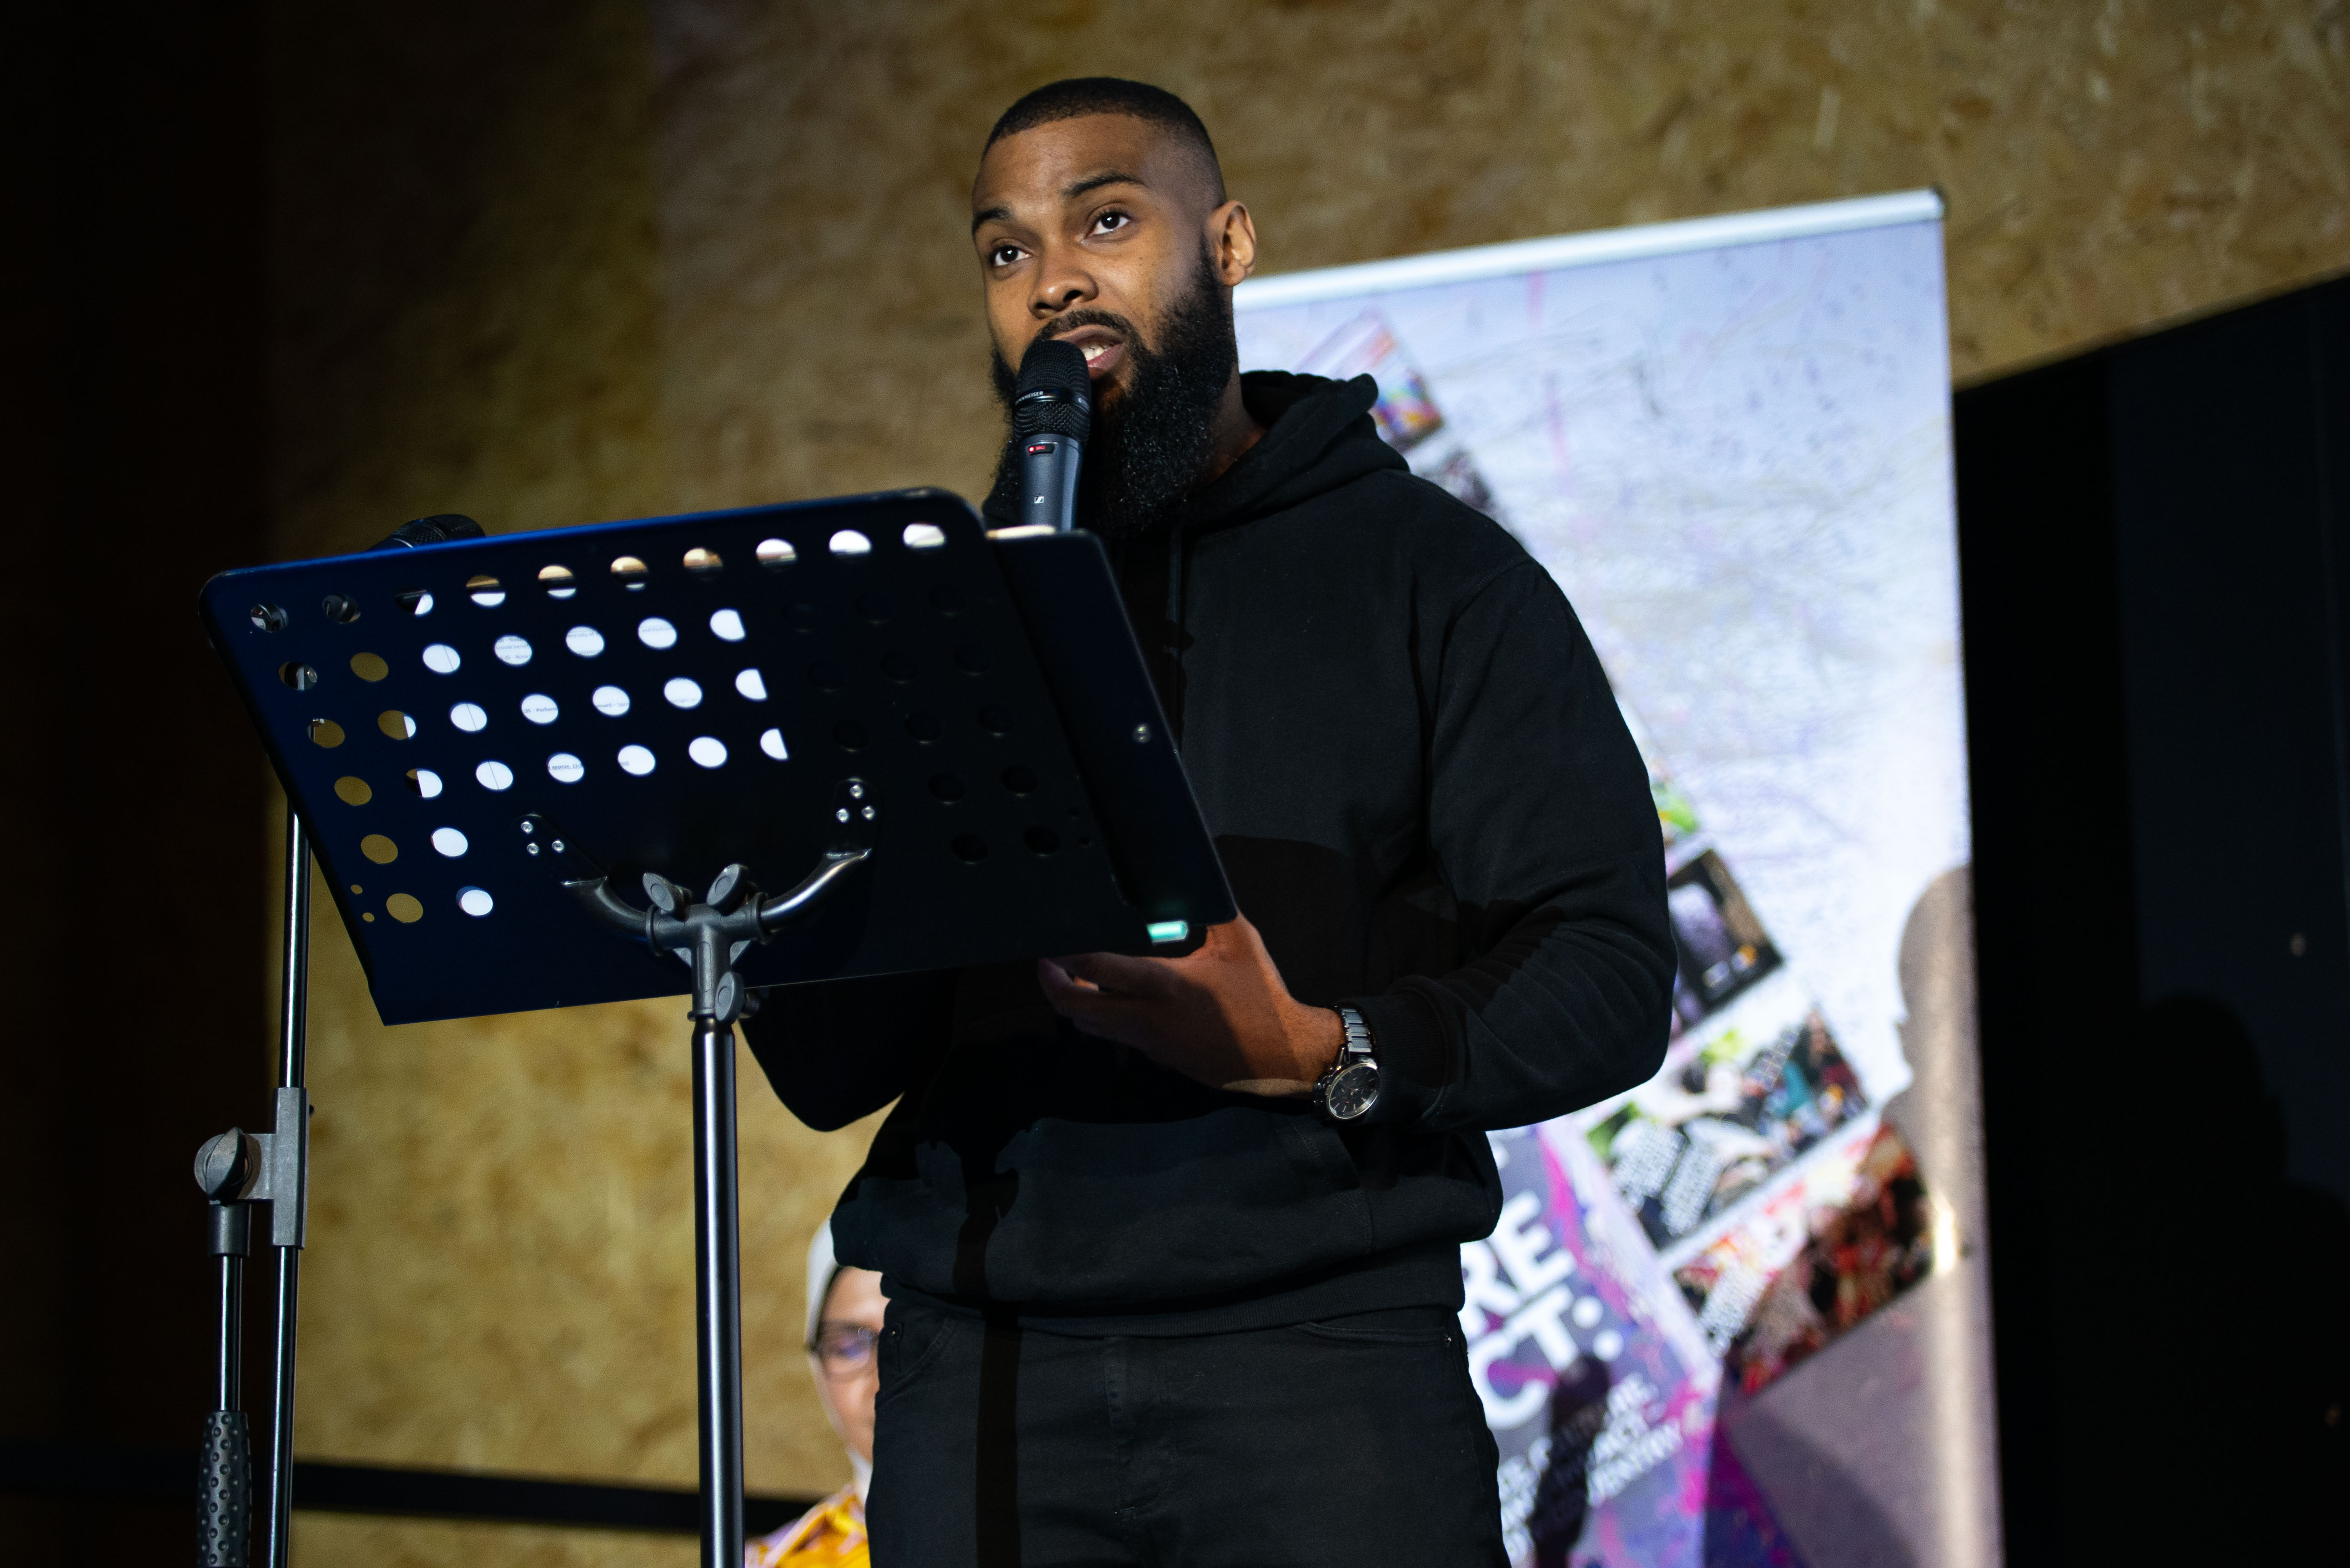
373, 513, 485, 550
1012, 338, 1091, 533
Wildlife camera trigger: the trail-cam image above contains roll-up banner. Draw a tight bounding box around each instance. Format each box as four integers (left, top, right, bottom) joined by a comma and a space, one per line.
1236, 193, 1996, 1568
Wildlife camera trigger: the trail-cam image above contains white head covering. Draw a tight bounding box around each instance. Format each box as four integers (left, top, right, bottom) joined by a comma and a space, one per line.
805, 1220, 843, 1349
804, 1219, 873, 1503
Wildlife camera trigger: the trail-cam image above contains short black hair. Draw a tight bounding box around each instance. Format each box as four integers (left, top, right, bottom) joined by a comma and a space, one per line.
984, 78, 1225, 202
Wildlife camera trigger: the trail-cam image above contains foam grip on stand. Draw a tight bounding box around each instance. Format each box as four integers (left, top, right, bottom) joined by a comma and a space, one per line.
197, 1409, 251, 1567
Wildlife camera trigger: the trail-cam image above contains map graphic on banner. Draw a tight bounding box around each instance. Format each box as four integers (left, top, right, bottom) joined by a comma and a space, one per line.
1234, 195, 1965, 1567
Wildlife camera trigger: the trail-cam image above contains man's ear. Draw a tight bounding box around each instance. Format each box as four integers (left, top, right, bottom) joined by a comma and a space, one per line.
1208, 200, 1256, 288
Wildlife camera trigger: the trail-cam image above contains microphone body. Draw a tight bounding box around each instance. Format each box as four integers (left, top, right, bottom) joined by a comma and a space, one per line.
1019, 432, 1083, 534
1012, 339, 1092, 533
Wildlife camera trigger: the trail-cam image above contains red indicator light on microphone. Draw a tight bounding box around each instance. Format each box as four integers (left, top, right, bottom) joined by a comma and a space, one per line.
1026, 443, 1052, 455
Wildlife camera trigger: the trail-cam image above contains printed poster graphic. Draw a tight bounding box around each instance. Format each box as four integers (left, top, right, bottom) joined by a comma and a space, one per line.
1238, 200, 1965, 1567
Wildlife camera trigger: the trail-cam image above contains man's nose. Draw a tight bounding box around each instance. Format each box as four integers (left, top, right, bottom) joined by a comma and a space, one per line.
1029, 246, 1095, 317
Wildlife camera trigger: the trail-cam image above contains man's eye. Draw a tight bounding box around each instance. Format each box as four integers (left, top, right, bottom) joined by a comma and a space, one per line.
1092, 211, 1130, 235
989, 244, 1025, 267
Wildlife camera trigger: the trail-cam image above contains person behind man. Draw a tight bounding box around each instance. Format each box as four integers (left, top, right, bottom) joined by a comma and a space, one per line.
748, 1226, 886, 1567
744, 77, 1674, 1566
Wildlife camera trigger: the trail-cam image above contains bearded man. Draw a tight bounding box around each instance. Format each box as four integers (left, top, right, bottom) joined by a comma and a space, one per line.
745, 77, 1674, 1568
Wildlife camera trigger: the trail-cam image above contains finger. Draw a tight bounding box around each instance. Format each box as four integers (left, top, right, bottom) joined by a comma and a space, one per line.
1035, 957, 1099, 996
1039, 974, 1151, 1047
1056, 950, 1180, 996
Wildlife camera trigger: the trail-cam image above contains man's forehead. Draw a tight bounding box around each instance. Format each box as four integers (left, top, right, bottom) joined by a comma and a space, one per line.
972, 114, 1210, 216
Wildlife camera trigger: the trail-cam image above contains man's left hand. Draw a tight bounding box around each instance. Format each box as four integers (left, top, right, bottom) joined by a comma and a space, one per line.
1037, 915, 1343, 1097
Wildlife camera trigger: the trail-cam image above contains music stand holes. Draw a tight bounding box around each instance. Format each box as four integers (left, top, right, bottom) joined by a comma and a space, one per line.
322, 594, 362, 624
664, 677, 703, 709
494, 635, 533, 666
350, 885, 363, 895
617, 744, 656, 776
904, 523, 947, 550
566, 625, 605, 658
451, 702, 489, 733
955, 643, 991, 673
521, 693, 559, 725
758, 728, 788, 761
684, 547, 724, 577
548, 752, 585, 783
807, 661, 846, 692
280, 662, 318, 691
904, 713, 941, 743
951, 834, 988, 863
467, 575, 506, 608
688, 736, 728, 768
539, 565, 577, 599
734, 668, 768, 701
360, 834, 399, 864
856, 592, 895, 623
879, 652, 914, 683
378, 710, 417, 740
710, 608, 747, 642
422, 643, 461, 674
251, 603, 289, 632
405, 768, 442, 798
333, 776, 372, 806
592, 685, 631, 717
457, 887, 495, 917
1024, 826, 1061, 855
350, 652, 389, 682
929, 773, 965, 803
396, 590, 433, 618
432, 827, 469, 858
833, 721, 868, 751
386, 893, 424, 924
932, 586, 965, 616
476, 760, 515, 791
309, 719, 345, 749
638, 617, 678, 650
785, 602, 821, 633
829, 530, 872, 557
979, 705, 1014, 735
756, 538, 797, 569
1001, 766, 1038, 795
612, 556, 651, 589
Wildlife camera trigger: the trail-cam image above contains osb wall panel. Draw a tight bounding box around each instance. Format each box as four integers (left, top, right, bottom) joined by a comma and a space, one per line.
266, 0, 2348, 1554
266, 0, 879, 1519
653, 0, 2350, 517
293, 1513, 695, 1567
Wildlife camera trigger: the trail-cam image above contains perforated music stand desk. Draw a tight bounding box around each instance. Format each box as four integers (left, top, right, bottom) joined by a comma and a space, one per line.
200, 487, 1232, 1564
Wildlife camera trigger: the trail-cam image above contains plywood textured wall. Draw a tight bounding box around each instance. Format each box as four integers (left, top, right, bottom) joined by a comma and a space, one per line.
266, 1, 2349, 1561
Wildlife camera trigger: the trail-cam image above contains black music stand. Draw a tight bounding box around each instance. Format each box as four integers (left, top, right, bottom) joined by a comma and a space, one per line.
193, 488, 1232, 1567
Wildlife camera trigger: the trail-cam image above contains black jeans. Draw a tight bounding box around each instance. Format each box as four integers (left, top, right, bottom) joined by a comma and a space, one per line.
869, 1302, 1507, 1568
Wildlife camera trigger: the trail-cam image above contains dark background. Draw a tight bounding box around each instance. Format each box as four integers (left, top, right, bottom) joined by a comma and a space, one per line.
1957, 276, 2350, 1561
7, 1, 2350, 1563
0, 3, 273, 1558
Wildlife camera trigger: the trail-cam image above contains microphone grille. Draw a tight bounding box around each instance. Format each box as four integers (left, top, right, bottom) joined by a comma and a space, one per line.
1020, 399, 1092, 440
1013, 337, 1092, 440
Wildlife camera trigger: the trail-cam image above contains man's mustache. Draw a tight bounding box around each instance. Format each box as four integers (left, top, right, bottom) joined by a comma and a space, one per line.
1039, 308, 1146, 350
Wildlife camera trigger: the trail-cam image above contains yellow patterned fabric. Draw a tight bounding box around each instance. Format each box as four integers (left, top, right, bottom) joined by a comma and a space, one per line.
747, 1484, 868, 1568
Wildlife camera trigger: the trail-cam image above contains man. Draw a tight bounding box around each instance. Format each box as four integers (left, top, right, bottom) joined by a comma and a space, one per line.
749, 1226, 884, 1567
745, 77, 1673, 1567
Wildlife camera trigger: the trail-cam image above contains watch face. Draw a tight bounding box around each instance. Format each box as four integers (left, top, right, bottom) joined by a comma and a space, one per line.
1326, 1062, 1380, 1121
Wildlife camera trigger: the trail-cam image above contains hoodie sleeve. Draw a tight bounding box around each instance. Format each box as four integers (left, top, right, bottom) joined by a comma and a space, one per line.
741, 969, 954, 1131
1340, 559, 1676, 1132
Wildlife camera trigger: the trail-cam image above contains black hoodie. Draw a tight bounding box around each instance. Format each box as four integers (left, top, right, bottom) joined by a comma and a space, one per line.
746, 372, 1674, 1332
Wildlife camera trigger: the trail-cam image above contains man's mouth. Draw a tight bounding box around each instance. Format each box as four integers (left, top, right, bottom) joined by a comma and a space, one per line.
1047, 325, 1128, 382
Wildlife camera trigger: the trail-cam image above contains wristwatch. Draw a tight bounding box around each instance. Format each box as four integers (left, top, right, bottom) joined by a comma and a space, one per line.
1311, 1006, 1381, 1123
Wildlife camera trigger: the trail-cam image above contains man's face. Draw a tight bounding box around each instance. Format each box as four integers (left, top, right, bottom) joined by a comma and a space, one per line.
971, 113, 1249, 413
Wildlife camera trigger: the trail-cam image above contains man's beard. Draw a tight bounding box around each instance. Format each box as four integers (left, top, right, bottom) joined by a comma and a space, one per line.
989, 252, 1237, 540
